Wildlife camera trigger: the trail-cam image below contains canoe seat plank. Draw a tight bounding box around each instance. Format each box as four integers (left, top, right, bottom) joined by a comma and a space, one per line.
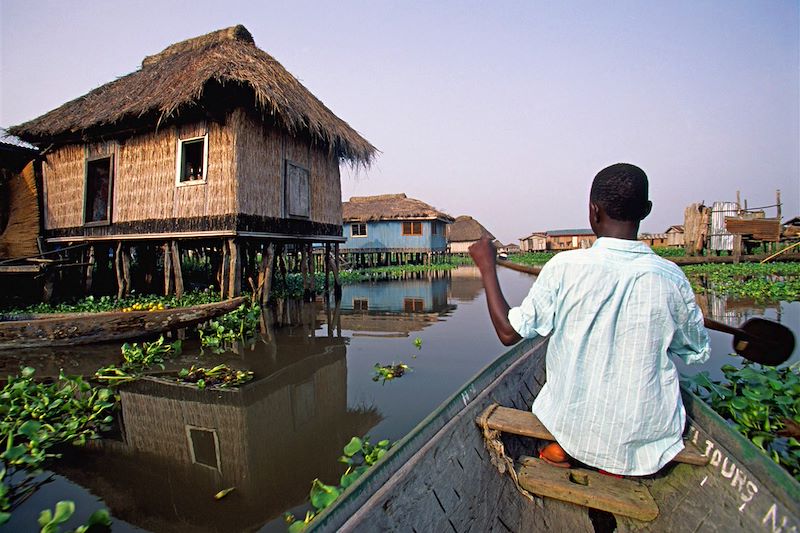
477, 404, 708, 466
517, 456, 659, 522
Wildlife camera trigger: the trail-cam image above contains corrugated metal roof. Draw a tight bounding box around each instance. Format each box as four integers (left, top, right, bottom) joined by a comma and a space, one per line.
546, 228, 595, 237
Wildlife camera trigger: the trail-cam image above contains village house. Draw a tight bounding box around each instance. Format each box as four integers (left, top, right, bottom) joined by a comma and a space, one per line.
666, 225, 685, 247
544, 229, 596, 250
448, 215, 495, 254
8, 25, 375, 301
519, 232, 547, 252
341, 194, 453, 266
638, 233, 668, 247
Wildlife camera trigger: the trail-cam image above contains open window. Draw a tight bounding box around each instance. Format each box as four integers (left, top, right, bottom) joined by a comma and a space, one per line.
176, 134, 208, 184
353, 298, 369, 311
351, 223, 367, 238
84, 155, 113, 225
403, 298, 424, 312
402, 221, 422, 236
285, 161, 310, 218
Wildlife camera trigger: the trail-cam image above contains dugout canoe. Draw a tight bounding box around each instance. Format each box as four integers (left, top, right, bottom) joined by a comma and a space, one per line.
0, 296, 248, 349
311, 337, 800, 532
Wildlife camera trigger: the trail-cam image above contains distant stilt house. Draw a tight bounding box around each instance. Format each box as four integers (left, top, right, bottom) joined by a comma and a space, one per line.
9, 25, 375, 301
341, 194, 453, 266
447, 215, 494, 254
638, 233, 668, 247
501, 243, 521, 254
520, 232, 547, 252
545, 229, 596, 250
665, 225, 685, 248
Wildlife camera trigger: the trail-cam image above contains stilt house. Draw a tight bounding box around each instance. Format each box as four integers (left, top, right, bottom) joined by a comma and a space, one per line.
341, 194, 453, 266
9, 25, 375, 299
447, 215, 494, 254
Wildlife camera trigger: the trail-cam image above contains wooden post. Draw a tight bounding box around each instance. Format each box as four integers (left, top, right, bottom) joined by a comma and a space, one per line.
171, 241, 184, 299
324, 243, 331, 294
733, 235, 742, 265
257, 242, 275, 305
163, 242, 173, 296
300, 245, 310, 301
121, 245, 131, 297
115, 242, 125, 299
228, 238, 241, 298
333, 243, 342, 300
307, 244, 316, 299
777, 190, 782, 221
42, 267, 55, 303
85, 245, 95, 294
220, 241, 230, 297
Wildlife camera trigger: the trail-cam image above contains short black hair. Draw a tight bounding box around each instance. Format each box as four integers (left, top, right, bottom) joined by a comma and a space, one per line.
590, 163, 650, 221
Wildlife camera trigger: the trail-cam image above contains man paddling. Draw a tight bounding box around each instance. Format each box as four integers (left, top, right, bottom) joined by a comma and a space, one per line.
469, 163, 710, 476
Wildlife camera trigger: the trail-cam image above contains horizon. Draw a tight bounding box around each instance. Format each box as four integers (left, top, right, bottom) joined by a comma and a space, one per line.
2, 1, 798, 244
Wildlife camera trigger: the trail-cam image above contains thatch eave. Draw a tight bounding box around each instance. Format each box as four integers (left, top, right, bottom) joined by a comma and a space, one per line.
9, 25, 376, 165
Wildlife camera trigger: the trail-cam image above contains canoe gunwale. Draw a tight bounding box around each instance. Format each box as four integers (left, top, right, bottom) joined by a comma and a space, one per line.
310, 336, 547, 531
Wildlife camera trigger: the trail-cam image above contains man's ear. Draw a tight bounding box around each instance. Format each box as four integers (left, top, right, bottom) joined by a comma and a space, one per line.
642, 200, 653, 219
590, 202, 601, 224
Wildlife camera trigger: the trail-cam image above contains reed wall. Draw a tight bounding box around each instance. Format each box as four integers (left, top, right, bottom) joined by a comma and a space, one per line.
234, 109, 342, 226
0, 162, 40, 258
41, 144, 84, 229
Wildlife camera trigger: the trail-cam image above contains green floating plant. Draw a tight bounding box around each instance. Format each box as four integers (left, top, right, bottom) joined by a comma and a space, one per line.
372, 363, 410, 384
682, 359, 800, 480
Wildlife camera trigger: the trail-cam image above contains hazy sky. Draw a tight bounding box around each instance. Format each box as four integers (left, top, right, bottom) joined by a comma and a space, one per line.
2, 1, 798, 243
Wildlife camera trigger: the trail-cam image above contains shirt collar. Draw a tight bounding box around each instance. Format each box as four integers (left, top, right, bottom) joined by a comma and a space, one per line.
592, 237, 654, 254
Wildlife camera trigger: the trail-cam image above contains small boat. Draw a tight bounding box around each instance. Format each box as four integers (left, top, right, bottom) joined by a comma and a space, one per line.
0, 296, 248, 349
311, 338, 800, 532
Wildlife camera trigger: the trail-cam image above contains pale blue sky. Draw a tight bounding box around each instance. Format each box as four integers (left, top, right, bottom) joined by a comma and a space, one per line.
2, 1, 798, 243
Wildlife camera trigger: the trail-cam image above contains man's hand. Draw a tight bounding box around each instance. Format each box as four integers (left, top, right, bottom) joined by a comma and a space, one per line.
469, 236, 496, 271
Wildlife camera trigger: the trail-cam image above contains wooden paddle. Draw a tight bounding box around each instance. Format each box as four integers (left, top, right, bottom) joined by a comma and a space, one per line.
704, 317, 795, 366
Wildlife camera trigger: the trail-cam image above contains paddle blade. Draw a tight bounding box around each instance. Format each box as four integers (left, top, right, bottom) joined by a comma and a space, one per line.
733, 318, 795, 366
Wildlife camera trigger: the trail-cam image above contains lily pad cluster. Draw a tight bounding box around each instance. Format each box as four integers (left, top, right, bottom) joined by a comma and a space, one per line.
684, 360, 800, 480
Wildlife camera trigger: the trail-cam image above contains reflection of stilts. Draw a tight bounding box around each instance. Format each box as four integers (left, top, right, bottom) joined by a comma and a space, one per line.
333, 297, 342, 337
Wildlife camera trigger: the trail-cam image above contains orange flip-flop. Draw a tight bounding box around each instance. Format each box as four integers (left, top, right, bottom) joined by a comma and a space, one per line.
539, 442, 572, 469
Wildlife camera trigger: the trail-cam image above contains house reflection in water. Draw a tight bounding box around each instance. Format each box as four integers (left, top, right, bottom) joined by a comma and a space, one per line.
448, 266, 486, 303
54, 309, 381, 533
333, 274, 455, 337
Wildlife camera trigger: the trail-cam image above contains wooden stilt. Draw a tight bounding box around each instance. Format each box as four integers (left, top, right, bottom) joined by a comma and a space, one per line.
257, 242, 275, 305
307, 244, 316, 300
300, 246, 310, 301
115, 242, 125, 299
228, 238, 241, 298
171, 241, 184, 298
85, 245, 95, 294
333, 243, 342, 300
324, 243, 331, 294
121, 244, 131, 297
163, 242, 173, 296
220, 241, 230, 297
42, 267, 55, 303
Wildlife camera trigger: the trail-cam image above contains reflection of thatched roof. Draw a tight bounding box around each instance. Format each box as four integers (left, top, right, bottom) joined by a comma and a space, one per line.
448, 215, 494, 242
343, 194, 454, 223
9, 25, 375, 164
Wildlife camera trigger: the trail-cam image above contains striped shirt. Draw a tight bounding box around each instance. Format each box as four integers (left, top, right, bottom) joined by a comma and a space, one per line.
508, 237, 710, 475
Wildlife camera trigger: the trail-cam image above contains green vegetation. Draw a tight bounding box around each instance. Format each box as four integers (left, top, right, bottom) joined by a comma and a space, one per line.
197, 301, 261, 352
652, 246, 686, 257
284, 436, 392, 532
508, 251, 558, 267
177, 364, 254, 389
372, 363, 410, 384
37, 501, 111, 533
94, 336, 182, 385
683, 262, 800, 301
0, 368, 116, 524
683, 361, 800, 481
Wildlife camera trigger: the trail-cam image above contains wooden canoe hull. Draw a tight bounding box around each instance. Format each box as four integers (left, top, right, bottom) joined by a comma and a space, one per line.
312, 338, 800, 532
0, 297, 248, 349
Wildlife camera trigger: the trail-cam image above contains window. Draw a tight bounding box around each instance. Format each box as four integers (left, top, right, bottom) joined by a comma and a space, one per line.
177, 135, 208, 184
403, 298, 424, 312
402, 221, 422, 236
84, 155, 113, 225
186, 426, 220, 470
285, 161, 310, 218
353, 298, 369, 311
432, 222, 440, 235
351, 223, 367, 237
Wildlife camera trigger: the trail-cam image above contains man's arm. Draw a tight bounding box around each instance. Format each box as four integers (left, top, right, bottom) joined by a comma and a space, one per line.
469, 237, 522, 346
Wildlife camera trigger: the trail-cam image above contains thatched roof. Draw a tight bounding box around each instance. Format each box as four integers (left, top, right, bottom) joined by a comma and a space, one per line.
448, 215, 494, 243
9, 25, 375, 164
342, 194, 453, 223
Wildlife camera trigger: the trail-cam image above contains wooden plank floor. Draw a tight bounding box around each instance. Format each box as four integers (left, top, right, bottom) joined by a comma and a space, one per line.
477, 404, 710, 466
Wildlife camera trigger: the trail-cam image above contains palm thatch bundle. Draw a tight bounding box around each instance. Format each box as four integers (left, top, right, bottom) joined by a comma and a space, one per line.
0, 161, 40, 259
9, 25, 375, 165
343, 194, 454, 222
448, 215, 494, 243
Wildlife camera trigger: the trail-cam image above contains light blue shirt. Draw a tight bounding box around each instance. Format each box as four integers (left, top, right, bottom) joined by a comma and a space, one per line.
508, 237, 710, 475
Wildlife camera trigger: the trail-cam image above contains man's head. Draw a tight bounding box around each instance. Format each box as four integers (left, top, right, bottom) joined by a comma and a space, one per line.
589, 163, 652, 238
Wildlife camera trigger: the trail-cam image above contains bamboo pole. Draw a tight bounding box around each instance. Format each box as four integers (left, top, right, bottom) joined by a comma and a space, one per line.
163, 242, 173, 296
115, 242, 125, 299
171, 241, 184, 298
228, 238, 241, 298
85, 245, 94, 294
121, 244, 131, 297
257, 242, 275, 305
324, 243, 331, 295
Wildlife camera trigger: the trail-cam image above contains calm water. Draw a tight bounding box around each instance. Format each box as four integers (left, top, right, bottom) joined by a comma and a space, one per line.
2, 266, 798, 532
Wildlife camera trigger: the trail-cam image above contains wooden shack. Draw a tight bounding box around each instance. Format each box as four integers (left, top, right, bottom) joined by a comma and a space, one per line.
341, 194, 453, 266
8, 25, 375, 300
638, 233, 668, 247
545, 229, 596, 250
665, 225, 684, 247
519, 232, 547, 252
447, 215, 494, 254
